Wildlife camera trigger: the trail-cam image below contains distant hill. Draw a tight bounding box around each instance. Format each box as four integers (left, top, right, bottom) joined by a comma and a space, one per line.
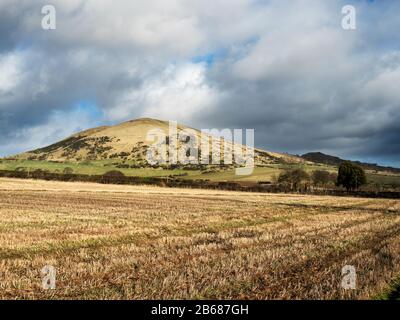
14, 118, 306, 166
301, 152, 400, 173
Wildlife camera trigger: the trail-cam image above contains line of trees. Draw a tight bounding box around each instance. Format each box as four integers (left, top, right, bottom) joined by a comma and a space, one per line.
277, 161, 367, 192
4, 161, 368, 194
277, 168, 312, 191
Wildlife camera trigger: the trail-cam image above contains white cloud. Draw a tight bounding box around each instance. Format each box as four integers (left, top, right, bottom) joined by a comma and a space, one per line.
0, 53, 24, 97
107, 63, 219, 123
21, 0, 205, 57
363, 63, 400, 105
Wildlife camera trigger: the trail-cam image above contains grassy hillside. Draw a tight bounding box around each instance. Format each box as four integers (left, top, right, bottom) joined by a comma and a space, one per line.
302, 152, 400, 174
0, 113, 316, 184
0, 159, 190, 178
13, 118, 305, 166
3, 118, 400, 188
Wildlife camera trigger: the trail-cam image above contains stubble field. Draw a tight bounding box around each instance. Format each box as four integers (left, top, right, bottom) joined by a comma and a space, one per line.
0, 177, 399, 300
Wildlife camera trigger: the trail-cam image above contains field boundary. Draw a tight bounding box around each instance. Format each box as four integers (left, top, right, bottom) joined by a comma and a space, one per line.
1, 169, 400, 199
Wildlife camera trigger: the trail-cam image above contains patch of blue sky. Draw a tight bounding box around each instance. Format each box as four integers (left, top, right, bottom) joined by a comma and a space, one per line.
74, 100, 104, 121
192, 53, 216, 66
191, 38, 260, 66
15, 38, 33, 52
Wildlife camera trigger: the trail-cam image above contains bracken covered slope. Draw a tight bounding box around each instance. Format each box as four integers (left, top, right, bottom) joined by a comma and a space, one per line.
15, 118, 306, 166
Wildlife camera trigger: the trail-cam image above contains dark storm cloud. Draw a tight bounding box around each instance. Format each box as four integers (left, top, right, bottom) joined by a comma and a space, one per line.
192, 1, 400, 167
0, 0, 400, 166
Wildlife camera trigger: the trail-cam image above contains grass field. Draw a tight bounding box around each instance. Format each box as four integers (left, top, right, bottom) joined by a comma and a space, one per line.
0, 159, 190, 177
2, 159, 400, 187
0, 177, 399, 299
0, 159, 300, 181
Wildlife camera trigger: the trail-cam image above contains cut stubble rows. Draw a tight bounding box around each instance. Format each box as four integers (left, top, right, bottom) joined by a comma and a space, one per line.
0, 178, 399, 299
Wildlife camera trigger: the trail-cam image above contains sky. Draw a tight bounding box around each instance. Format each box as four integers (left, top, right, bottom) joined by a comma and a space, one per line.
0, 0, 400, 167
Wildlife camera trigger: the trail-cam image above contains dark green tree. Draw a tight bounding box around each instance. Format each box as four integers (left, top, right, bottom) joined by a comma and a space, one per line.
278, 168, 310, 191
103, 170, 125, 178
312, 170, 331, 187
336, 162, 367, 191
63, 167, 74, 174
